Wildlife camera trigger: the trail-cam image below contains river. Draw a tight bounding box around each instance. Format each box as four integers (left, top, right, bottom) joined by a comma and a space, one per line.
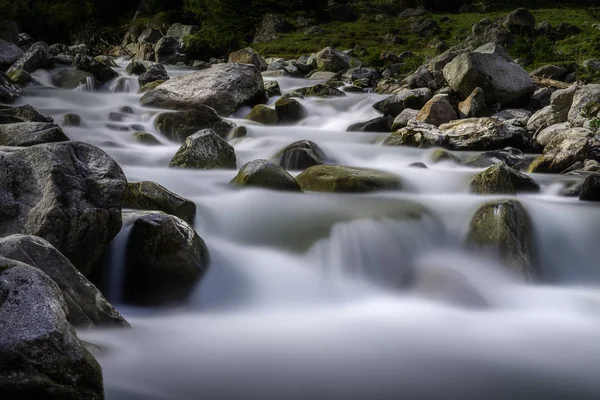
15, 62, 600, 399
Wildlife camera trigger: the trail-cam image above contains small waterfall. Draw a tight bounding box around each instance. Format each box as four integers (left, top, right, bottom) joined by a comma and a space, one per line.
110, 76, 138, 93
105, 223, 133, 304
76, 76, 96, 92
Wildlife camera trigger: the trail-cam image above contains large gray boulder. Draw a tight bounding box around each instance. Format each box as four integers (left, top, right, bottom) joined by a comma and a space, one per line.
228, 47, 268, 72
373, 88, 433, 117
6, 41, 52, 74
470, 164, 539, 195
315, 46, 360, 72
0, 142, 126, 275
0, 258, 104, 399
124, 212, 210, 305
0, 72, 21, 103
466, 200, 537, 281
568, 84, 600, 127
170, 129, 237, 169
166, 23, 199, 38
0, 39, 23, 70
231, 159, 302, 192
439, 117, 526, 151
140, 63, 266, 115
122, 181, 196, 224
154, 106, 236, 141
528, 127, 594, 173
0, 104, 53, 123
527, 85, 576, 134
0, 122, 69, 146
443, 44, 534, 106
0, 235, 128, 328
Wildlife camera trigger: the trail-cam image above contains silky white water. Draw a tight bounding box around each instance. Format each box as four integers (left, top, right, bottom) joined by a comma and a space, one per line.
15, 63, 600, 399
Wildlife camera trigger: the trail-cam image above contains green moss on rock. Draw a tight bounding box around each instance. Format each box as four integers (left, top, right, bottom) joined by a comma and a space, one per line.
230, 159, 303, 192
296, 165, 401, 193
471, 164, 540, 195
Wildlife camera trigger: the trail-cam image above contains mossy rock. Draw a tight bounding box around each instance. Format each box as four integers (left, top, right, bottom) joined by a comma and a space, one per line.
244, 104, 278, 125
274, 97, 307, 123
293, 84, 346, 98
296, 165, 401, 193
274, 140, 328, 170
138, 80, 165, 94
471, 164, 540, 195
6, 68, 32, 85
466, 200, 538, 281
230, 159, 302, 192
527, 155, 551, 173
228, 126, 248, 140
170, 129, 237, 170
52, 69, 97, 90
94, 55, 118, 67
123, 181, 196, 223
133, 131, 161, 145
154, 107, 236, 142
62, 113, 81, 127
430, 148, 460, 164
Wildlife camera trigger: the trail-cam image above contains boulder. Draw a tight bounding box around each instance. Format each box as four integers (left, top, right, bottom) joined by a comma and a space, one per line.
0, 122, 69, 146
439, 117, 526, 151
470, 164, 539, 195
51, 68, 97, 90
253, 13, 291, 43
0, 235, 128, 328
124, 213, 209, 305
382, 120, 448, 148
580, 174, 600, 201
466, 200, 537, 280
373, 88, 433, 117
170, 129, 237, 169
296, 165, 401, 193
264, 80, 281, 97
391, 108, 420, 130
245, 104, 278, 125
492, 109, 532, 127
274, 97, 307, 123
140, 63, 266, 115
126, 60, 147, 75
416, 94, 457, 127
138, 64, 169, 86
568, 84, 600, 127
228, 48, 267, 71
315, 46, 360, 72
230, 159, 302, 192
74, 55, 118, 83
0, 259, 104, 399
6, 41, 52, 74
528, 128, 593, 173
503, 8, 536, 35
62, 113, 82, 127
275, 140, 328, 170
154, 36, 181, 64
0, 142, 126, 275
293, 84, 346, 98
443, 45, 534, 106
407, 66, 436, 90
166, 23, 199, 38
154, 106, 236, 141
343, 67, 381, 85
458, 87, 487, 118
0, 39, 23, 70
533, 122, 572, 149
133, 131, 161, 145
347, 116, 394, 132
138, 27, 162, 44
465, 147, 527, 170
123, 181, 196, 224
0, 104, 53, 123
6, 67, 31, 84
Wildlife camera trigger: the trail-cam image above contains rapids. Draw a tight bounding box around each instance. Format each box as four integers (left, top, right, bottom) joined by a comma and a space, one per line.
15, 62, 600, 399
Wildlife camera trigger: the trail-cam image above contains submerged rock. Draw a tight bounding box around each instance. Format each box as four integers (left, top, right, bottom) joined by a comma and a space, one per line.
296, 165, 401, 193
124, 213, 210, 305
0, 258, 104, 399
154, 107, 236, 141
245, 104, 278, 125
51, 68, 97, 90
274, 97, 307, 123
347, 116, 394, 132
0, 122, 69, 146
470, 164, 540, 195
170, 129, 237, 170
230, 159, 302, 191
275, 140, 328, 170
466, 200, 537, 280
123, 181, 197, 224
0, 142, 126, 275
140, 63, 266, 115
439, 117, 527, 151
0, 235, 128, 328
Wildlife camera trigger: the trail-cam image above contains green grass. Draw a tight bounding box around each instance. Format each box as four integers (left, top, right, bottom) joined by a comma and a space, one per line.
253, 5, 600, 74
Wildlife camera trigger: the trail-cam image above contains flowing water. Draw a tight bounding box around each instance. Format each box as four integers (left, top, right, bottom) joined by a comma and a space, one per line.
15, 63, 600, 399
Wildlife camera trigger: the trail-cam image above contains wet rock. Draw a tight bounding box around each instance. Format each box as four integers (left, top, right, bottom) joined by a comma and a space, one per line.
6, 41, 52, 74
430, 149, 460, 164
74, 55, 118, 83
382, 120, 448, 148
465, 147, 527, 169
253, 13, 291, 43
0, 104, 53, 123
230, 159, 302, 192
439, 117, 526, 151
167, 23, 199, 39
391, 108, 420, 130
530, 65, 568, 81
264, 80, 281, 97
466, 200, 537, 280
228, 126, 248, 140
245, 104, 278, 125
0, 39, 23, 70
407, 66, 435, 90
470, 164, 539, 195
579, 174, 600, 201
132, 131, 161, 145
124, 213, 209, 305
293, 84, 346, 98
503, 8, 536, 35
154, 106, 236, 141
123, 181, 196, 224
62, 113, 81, 127
0, 258, 104, 399
0, 142, 126, 275
0, 122, 69, 146
138, 64, 169, 86
443, 44, 534, 106
51, 68, 97, 90
140, 63, 266, 115
154, 36, 181, 64
458, 87, 487, 118
126, 60, 147, 75
533, 122, 572, 149
296, 165, 401, 193
0, 72, 21, 103
568, 84, 600, 127
373, 88, 433, 117
138, 80, 164, 93
315, 46, 360, 72
228, 47, 267, 71
416, 94, 457, 127
274, 97, 307, 123
347, 116, 394, 132
275, 140, 328, 170
170, 129, 237, 170
528, 128, 593, 173
6, 67, 32, 84
410, 162, 428, 169
0, 235, 128, 328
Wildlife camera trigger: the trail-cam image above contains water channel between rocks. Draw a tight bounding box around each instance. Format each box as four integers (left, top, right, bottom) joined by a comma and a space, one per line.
17, 62, 600, 400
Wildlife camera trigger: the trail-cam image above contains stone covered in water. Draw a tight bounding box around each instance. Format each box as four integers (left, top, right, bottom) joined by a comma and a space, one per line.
296, 165, 401, 193
275, 140, 329, 170
470, 164, 540, 195
231, 159, 302, 192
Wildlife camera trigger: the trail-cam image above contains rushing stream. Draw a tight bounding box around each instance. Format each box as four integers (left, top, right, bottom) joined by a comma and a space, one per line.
15, 62, 600, 399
